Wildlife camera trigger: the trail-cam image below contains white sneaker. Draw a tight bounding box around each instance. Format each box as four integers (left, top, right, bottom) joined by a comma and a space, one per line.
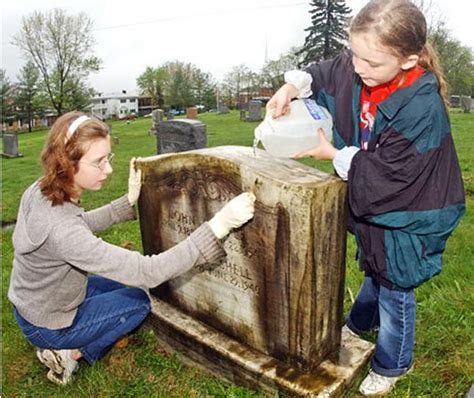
359, 369, 408, 396
36, 349, 79, 385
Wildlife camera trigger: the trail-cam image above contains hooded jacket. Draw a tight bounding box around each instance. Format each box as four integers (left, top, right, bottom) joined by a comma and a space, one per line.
8, 181, 225, 329
306, 51, 465, 290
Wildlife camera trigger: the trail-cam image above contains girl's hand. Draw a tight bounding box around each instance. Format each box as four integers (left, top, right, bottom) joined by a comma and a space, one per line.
294, 129, 338, 160
266, 84, 299, 118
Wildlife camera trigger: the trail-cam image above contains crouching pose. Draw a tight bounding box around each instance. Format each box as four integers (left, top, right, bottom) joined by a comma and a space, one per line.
8, 111, 256, 385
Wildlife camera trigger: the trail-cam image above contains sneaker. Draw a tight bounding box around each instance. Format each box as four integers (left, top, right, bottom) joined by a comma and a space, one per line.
342, 324, 360, 338
36, 349, 79, 385
359, 369, 410, 396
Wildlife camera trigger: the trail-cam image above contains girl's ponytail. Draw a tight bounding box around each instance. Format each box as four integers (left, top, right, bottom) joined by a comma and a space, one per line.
418, 42, 449, 108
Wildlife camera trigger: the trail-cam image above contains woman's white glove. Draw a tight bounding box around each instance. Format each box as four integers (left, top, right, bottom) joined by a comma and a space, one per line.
128, 157, 142, 206
208, 192, 256, 239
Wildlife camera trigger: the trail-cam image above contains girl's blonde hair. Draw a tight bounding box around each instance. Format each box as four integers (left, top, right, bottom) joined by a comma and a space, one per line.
39, 111, 110, 205
350, 0, 448, 106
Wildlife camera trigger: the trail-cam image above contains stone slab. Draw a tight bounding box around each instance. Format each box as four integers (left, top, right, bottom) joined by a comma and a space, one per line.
147, 297, 375, 397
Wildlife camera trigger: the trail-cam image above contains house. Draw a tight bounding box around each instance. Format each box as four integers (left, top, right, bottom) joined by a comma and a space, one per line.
90, 90, 140, 120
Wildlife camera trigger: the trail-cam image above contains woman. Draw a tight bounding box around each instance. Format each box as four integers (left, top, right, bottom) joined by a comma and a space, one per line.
8, 111, 255, 385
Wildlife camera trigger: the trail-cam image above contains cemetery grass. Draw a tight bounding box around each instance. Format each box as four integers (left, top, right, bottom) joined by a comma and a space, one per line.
1, 110, 473, 397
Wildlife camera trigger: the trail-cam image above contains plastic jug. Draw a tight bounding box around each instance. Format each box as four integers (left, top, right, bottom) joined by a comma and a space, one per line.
254, 99, 333, 158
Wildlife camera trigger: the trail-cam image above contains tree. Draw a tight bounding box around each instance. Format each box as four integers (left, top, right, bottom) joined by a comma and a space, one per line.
298, 0, 351, 66
260, 47, 303, 91
163, 61, 196, 111
1, 69, 14, 125
13, 8, 101, 115
220, 65, 253, 107
193, 69, 217, 110
16, 61, 40, 132
136, 66, 168, 108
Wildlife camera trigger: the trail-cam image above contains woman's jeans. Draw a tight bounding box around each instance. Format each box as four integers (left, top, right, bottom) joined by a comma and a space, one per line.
346, 276, 415, 377
14, 276, 151, 364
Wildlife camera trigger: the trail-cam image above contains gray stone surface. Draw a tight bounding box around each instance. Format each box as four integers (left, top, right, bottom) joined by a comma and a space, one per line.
155, 119, 207, 154
137, 146, 348, 370
246, 100, 263, 122
2, 133, 23, 158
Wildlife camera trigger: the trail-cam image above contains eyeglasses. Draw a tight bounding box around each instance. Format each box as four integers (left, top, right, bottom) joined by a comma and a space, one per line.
80, 153, 115, 170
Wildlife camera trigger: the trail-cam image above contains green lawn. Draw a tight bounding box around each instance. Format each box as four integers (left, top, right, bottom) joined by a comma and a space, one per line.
2, 110, 473, 397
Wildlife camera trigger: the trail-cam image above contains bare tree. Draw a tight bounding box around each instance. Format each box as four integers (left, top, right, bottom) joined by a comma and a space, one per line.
13, 9, 101, 115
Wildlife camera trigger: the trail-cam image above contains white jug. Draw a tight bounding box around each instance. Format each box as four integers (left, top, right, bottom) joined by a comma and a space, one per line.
254, 99, 333, 158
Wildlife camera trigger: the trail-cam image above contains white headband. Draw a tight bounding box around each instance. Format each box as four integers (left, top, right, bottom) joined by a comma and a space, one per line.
68, 115, 91, 136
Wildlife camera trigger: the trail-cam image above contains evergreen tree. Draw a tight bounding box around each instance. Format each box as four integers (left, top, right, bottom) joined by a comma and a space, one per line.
298, 0, 351, 66
16, 61, 40, 132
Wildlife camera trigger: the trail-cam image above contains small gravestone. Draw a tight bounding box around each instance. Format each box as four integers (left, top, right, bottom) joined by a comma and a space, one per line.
217, 102, 230, 114
155, 119, 207, 154
246, 100, 263, 122
136, 146, 374, 397
149, 109, 164, 135
186, 107, 198, 120
2, 133, 23, 158
166, 110, 175, 120
460, 96, 472, 113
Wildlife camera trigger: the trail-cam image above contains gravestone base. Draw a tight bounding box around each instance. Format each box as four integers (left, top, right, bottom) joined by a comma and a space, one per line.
147, 298, 374, 397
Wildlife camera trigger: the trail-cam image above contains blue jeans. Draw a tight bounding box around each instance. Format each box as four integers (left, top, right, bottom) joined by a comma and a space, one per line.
346, 276, 415, 377
14, 276, 151, 364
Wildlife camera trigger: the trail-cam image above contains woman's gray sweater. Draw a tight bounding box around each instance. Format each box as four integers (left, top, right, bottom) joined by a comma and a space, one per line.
8, 181, 225, 329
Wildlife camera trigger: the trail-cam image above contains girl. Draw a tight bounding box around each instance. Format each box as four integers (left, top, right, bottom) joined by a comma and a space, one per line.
8, 111, 255, 385
267, 0, 465, 395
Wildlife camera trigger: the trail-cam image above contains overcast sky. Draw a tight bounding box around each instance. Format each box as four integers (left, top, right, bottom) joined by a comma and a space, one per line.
2, 0, 472, 94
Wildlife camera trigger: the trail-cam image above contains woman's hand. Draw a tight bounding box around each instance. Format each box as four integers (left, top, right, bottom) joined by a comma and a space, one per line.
294, 129, 338, 160
208, 192, 256, 239
128, 157, 142, 206
266, 84, 299, 118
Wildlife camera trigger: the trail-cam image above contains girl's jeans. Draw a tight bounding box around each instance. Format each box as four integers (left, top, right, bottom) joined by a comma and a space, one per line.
346, 275, 415, 377
14, 275, 151, 364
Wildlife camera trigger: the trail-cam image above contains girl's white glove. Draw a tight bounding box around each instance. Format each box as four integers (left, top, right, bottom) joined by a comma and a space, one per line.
128, 157, 142, 206
208, 192, 256, 239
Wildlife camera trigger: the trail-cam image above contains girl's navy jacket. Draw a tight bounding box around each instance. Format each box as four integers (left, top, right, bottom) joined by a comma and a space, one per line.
306, 51, 466, 290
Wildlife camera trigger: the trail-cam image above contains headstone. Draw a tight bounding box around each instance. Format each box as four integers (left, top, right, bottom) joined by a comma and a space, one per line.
246, 100, 263, 122
166, 110, 175, 120
149, 109, 164, 135
155, 119, 207, 154
2, 133, 23, 158
460, 96, 472, 113
136, 146, 374, 397
217, 102, 230, 114
186, 107, 198, 120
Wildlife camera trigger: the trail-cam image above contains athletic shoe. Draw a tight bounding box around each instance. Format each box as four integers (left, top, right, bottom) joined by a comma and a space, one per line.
36, 348, 78, 385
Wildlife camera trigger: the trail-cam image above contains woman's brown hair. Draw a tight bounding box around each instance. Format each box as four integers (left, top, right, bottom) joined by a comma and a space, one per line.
350, 0, 448, 106
39, 111, 110, 205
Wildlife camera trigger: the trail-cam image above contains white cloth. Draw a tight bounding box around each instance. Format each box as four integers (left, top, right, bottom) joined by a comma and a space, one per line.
333, 146, 360, 181
284, 70, 313, 98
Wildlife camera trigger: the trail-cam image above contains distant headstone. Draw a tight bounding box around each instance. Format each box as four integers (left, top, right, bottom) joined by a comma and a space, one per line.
217, 102, 230, 114
2, 133, 23, 158
166, 110, 175, 120
155, 119, 207, 154
460, 96, 472, 113
186, 107, 198, 120
246, 100, 263, 122
149, 109, 164, 135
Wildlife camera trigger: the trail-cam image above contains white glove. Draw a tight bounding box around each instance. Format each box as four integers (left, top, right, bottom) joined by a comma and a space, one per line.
128, 157, 142, 206
208, 192, 256, 239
